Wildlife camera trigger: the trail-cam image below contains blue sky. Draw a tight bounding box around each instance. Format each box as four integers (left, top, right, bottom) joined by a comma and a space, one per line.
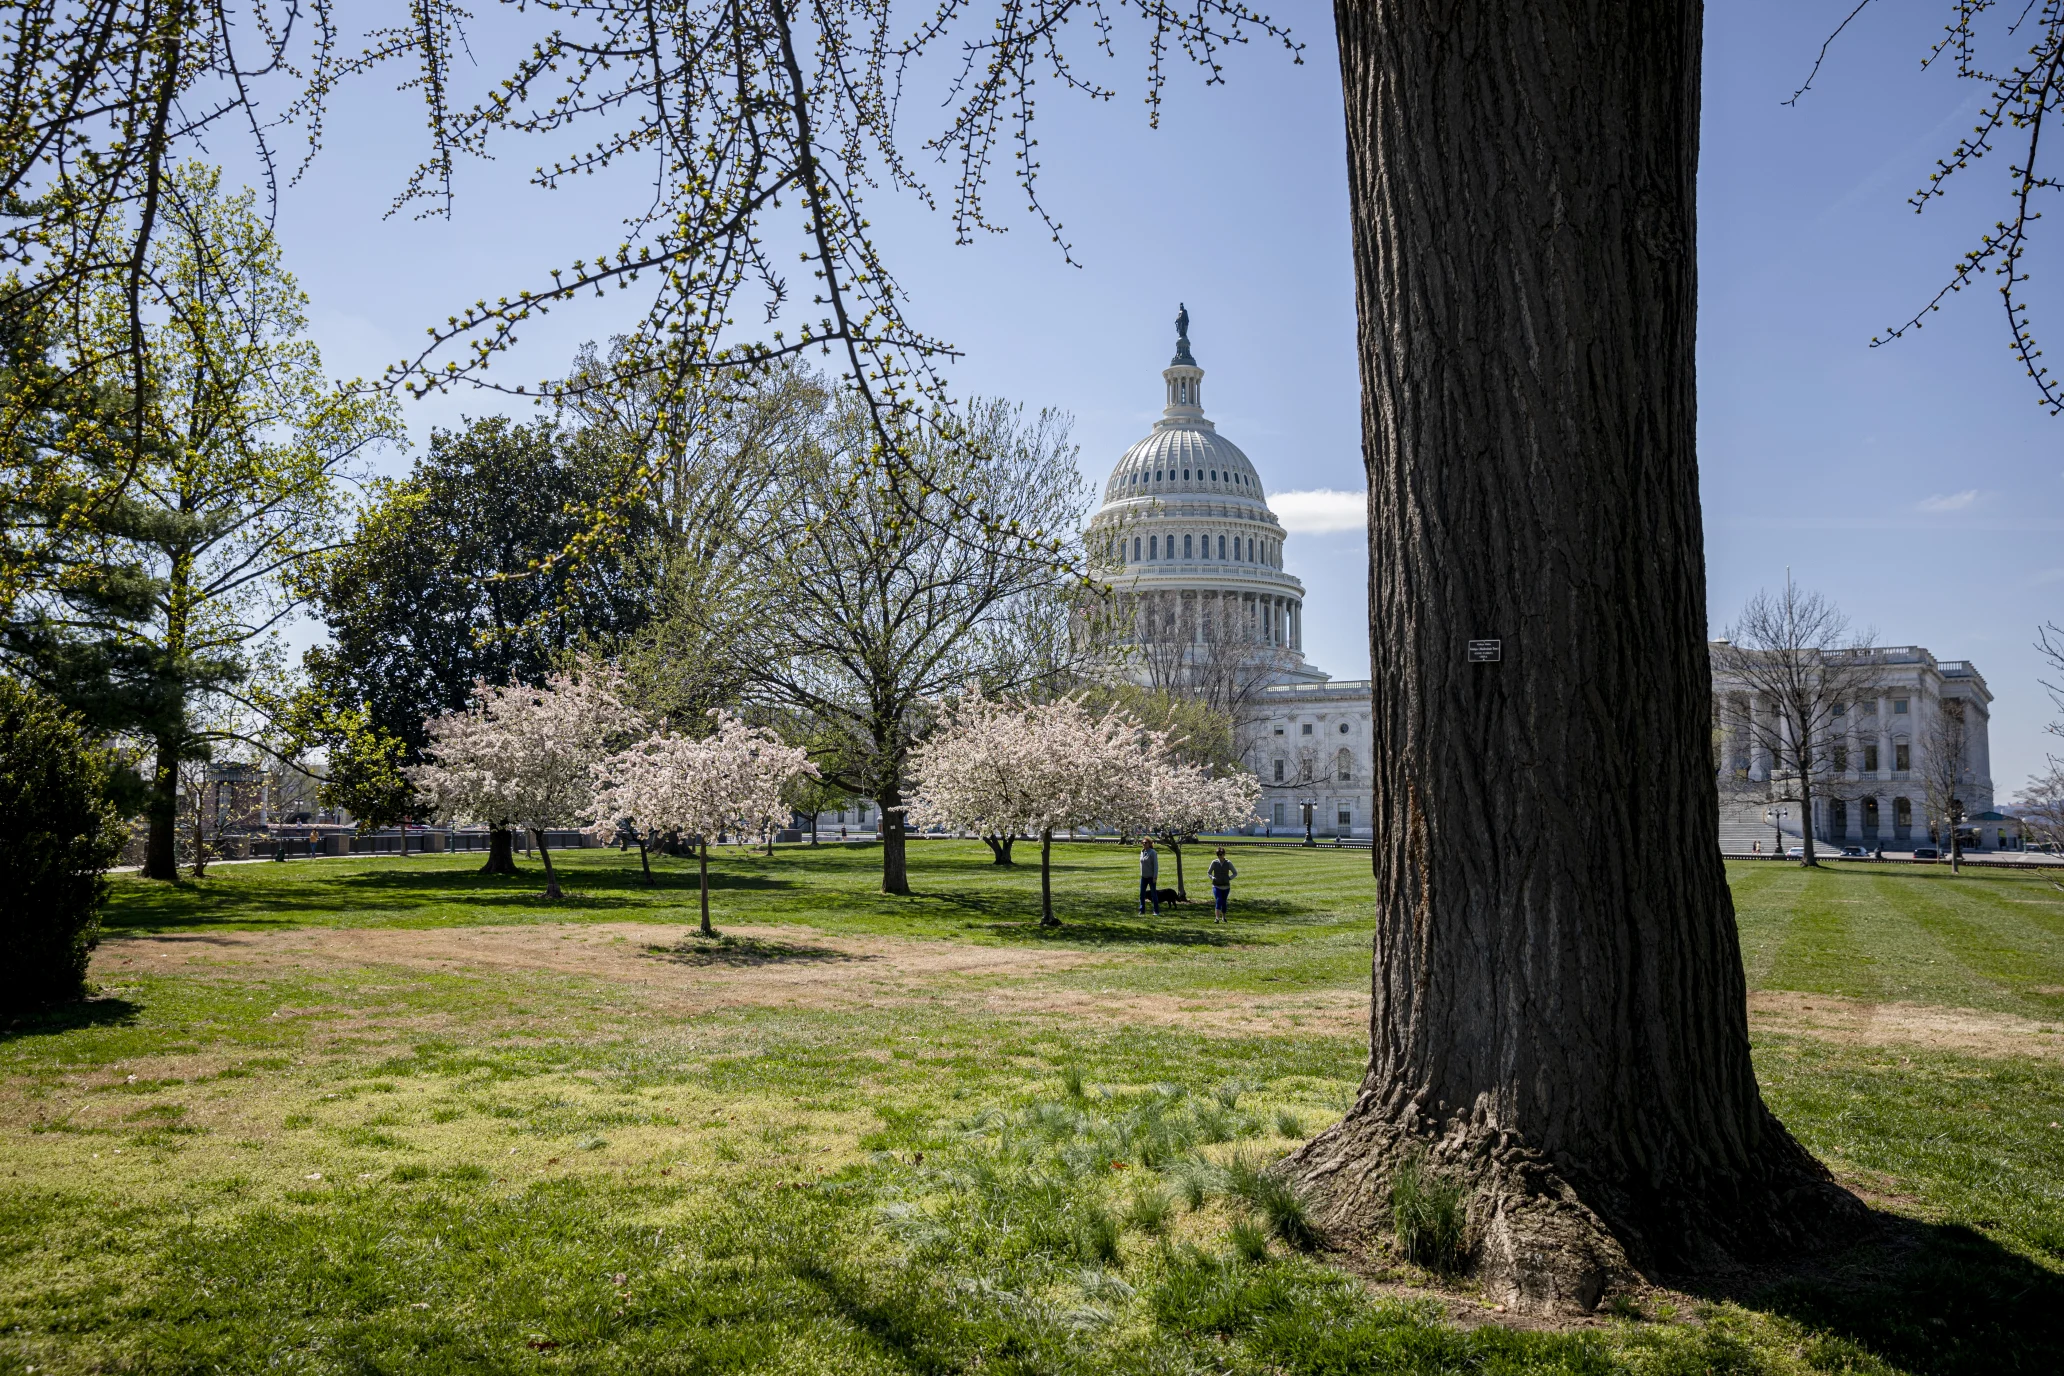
232, 1, 2062, 795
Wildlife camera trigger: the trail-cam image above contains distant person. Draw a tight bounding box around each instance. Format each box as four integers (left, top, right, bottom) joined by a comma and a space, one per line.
1207, 847, 1238, 923
1138, 839, 1160, 915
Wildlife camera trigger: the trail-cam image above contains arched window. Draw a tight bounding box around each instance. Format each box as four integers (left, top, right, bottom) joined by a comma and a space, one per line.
1132, 537, 1141, 561
1182, 469, 1190, 480
1233, 537, 1242, 562
1218, 534, 1226, 560
1183, 534, 1193, 559
1149, 535, 1158, 560
1336, 749, 1353, 782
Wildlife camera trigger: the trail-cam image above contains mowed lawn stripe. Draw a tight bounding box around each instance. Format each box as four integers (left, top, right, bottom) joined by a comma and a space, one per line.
1735, 864, 1889, 1000
1723, 861, 1794, 989
1863, 869, 2064, 1017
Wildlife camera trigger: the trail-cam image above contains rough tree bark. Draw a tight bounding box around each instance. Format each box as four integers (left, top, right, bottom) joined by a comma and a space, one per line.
142, 741, 181, 880
983, 834, 1016, 865
481, 821, 519, 875
877, 786, 910, 895
1288, 0, 1860, 1311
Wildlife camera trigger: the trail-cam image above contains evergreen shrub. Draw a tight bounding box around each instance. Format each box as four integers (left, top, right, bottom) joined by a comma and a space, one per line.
0, 677, 126, 1011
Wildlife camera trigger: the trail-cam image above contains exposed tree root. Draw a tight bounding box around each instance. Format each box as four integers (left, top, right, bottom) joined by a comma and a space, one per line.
1285, 1109, 1867, 1314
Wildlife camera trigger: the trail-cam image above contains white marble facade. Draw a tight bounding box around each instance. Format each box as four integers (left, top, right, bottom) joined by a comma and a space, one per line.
1712, 646, 1995, 850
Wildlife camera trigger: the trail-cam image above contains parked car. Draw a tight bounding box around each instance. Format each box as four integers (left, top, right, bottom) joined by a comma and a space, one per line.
1785, 847, 1805, 858
1839, 845, 1868, 858
1912, 846, 1942, 860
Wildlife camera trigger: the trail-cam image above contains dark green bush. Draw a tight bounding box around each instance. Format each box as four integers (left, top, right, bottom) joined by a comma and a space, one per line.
0, 677, 126, 1011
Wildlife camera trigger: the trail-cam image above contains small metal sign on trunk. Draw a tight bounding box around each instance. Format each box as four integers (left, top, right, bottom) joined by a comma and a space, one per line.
1467, 639, 1502, 663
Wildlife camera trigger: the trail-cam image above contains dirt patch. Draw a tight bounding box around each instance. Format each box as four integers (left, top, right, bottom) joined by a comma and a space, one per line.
1749, 990, 2064, 1062
81, 928, 2064, 1058
92, 923, 1105, 1018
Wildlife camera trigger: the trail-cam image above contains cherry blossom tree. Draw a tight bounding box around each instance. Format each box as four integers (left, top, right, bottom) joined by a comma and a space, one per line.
906, 690, 1158, 928
592, 712, 815, 936
409, 664, 640, 899
1127, 764, 1262, 903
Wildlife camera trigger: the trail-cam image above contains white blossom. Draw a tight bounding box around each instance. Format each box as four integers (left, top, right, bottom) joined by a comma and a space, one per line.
591, 711, 816, 933
408, 662, 639, 897
906, 689, 1164, 925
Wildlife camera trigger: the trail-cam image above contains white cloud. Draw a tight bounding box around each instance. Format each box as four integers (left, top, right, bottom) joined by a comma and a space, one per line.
1916, 489, 1982, 513
1271, 488, 1367, 534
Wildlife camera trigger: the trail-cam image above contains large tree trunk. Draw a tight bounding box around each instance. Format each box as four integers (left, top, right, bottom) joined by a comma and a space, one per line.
1293, 0, 1859, 1312
983, 834, 1015, 865
1166, 838, 1186, 901
878, 786, 909, 895
481, 821, 519, 875
142, 739, 180, 880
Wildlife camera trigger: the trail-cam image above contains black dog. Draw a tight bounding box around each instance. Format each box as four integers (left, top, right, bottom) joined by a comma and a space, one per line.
1146, 887, 1186, 908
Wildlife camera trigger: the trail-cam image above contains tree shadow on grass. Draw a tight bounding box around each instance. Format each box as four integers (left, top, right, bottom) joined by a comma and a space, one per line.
1683, 1213, 2064, 1376
1, 997, 140, 1043
646, 934, 874, 967
102, 861, 798, 932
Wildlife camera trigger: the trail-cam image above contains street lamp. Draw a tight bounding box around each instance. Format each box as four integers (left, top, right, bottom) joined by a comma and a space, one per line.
1300, 799, 1316, 848
1765, 805, 1787, 856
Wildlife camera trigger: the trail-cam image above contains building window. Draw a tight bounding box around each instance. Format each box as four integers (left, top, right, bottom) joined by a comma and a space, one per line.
1894, 796, 1912, 838
1132, 537, 1141, 561
1183, 534, 1193, 558
1338, 722, 1350, 734
1864, 742, 1879, 772
1272, 802, 1286, 826
1273, 723, 1285, 736
1895, 741, 1910, 772
1337, 810, 1352, 828
1273, 760, 1285, 783
1218, 534, 1226, 559
1833, 702, 1846, 716
1182, 469, 1190, 480
1233, 538, 1241, 562
1247, 537, 1254, 561
1336, 749, 1352, 781
1149, 535, 1157, 560
1893, 698, 1909, 714
1301, 723, 1313, 735
1833, 745, 1848, 772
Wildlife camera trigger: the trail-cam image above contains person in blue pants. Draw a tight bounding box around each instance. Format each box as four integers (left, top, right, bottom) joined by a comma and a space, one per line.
1138, 839, 1161, 914
1206, 847, 1238, 922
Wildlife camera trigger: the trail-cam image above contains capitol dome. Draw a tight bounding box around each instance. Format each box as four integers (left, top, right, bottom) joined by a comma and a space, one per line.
1088, 307, 1324, 686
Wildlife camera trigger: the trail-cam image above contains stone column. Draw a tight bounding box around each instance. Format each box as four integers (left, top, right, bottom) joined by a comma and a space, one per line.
1748, 695, 1770, 781
1876, 695, 1892, 780
1843, 709, 1860, 783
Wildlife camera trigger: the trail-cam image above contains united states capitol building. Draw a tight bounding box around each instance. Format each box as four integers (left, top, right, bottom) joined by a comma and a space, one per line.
1087, 310, 1377, 837
1087, 310, 2006, 849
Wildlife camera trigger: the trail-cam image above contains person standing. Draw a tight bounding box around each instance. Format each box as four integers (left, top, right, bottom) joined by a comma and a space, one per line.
1138, 839, 1161, 914
1206, 846, 1238, 923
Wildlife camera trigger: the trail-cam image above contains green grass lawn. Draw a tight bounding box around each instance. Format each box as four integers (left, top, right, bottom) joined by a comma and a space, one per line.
3, 843, 2061, 1374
